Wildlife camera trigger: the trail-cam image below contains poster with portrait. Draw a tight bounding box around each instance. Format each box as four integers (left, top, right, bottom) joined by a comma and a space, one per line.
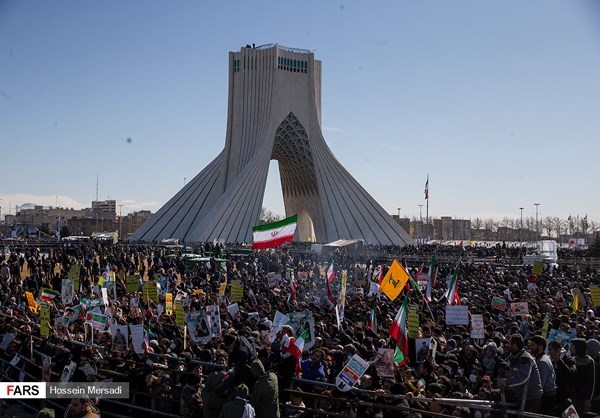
157, 276, 169, 296
60, 361, 77, 383
41, 355, 52, 382
129, 324, 146, 354
374, 348, 396, 377
415, 337, 431, 363
287, 310, 315, 351
111, 325, 129, 353
55, 316, 71, 339
84, 322, 94, 347
62, 279, 74, 305
186, 310, 212, 344
509, 302, 529, 318
104, 280, 117, 300
206, 305, 221, 338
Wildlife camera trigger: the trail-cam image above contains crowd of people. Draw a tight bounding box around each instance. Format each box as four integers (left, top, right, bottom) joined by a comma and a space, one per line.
0, 240, 598, 418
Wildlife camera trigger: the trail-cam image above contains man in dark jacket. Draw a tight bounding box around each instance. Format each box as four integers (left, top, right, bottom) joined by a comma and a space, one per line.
497, 334, 543, 413
224, 333, 257, 388
569, 338, 597, 416
250, 359, 280, 418
528, 335, 557, 415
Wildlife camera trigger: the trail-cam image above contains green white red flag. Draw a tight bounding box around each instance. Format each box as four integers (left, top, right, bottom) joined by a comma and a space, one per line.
252, 214, 298, 250
445, 268, 460, 305
388, 298, 409, 366
41, 288, 59, 301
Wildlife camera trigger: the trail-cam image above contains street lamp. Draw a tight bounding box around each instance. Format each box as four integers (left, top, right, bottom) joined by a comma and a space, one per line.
519, 207, 524, 242
534, 203, 541, 241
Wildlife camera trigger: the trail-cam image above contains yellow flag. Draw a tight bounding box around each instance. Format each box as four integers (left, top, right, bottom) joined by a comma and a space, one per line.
572, 289, 579, 312
25, 291, 39, 313
379, 259, 410, 301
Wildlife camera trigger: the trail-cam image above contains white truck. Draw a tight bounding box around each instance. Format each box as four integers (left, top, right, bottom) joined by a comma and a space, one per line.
523, 240, 559, 267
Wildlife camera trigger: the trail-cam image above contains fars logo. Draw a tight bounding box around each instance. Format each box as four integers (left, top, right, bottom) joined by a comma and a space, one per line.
0, 382, 46, 399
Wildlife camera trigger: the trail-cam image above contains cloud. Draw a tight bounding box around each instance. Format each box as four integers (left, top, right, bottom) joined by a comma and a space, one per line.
0, 194, 162, 215
322, 126, 346, 133
0, 194, 87, 211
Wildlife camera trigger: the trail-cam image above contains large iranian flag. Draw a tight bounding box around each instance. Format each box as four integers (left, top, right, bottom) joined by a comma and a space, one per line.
252, 214, 298, 250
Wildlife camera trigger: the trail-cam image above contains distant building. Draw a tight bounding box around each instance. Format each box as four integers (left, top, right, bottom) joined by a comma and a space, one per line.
433, 217, 472, 240
92, 200, 117, 221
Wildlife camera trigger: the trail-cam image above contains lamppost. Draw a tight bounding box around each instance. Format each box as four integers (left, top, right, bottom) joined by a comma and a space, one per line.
519, 207, 524, 242
118, 204, 124, 239
534, 203, 541, 241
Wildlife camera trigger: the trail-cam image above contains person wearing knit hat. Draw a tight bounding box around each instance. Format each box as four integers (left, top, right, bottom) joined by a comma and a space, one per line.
569, 338, 597, 416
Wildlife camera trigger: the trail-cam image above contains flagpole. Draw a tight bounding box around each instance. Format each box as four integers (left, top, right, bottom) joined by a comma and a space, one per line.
426, 175, 429, 238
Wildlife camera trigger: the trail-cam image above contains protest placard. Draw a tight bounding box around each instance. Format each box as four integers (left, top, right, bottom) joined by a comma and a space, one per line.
445, 305, 469, 325
230, 281, 244, 302
491, 296, 507, 311
471, 314, 485, 339
510, 302, 529, 317
591, 285, 600, 307
407, 305, 420, 339
335, 354, 370, 392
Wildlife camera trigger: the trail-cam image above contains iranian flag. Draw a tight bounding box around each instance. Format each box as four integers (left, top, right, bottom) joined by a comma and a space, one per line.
425, 255, 437, 303
289, 270, 297, 302
41, 288, 59, 301
388, 298, 409, 366
326, 262, 335, 303
445, 268, 460, 305
376, 265, 384, 284
252, 214, 298, 250
283, 329, 307, 375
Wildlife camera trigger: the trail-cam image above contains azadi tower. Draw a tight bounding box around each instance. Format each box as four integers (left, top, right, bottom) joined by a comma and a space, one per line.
131, 44, 414, 246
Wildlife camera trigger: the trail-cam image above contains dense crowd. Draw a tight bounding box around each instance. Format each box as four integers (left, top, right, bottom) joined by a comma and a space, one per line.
0, 240, 598, 418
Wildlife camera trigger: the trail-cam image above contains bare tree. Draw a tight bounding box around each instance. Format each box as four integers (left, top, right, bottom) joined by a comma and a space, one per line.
472, 217, 483, 230
543, 216, 555, 238
552, 217, 565, 239
483, 218, 497, 232
259, 207, 282, 225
